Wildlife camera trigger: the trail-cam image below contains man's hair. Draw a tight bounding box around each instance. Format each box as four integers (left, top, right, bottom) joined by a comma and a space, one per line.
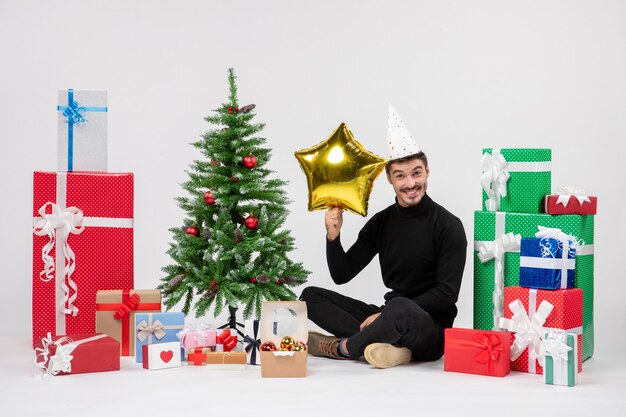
385, 151, 428, 174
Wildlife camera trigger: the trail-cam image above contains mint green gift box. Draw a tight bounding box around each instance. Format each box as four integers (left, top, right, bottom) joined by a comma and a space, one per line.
481, 148, 551, 213
473, 210, 594, 360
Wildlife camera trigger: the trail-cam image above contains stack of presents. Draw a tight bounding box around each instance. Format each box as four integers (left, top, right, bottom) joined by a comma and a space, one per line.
32, 89, 308, 378
444, 148, 597, 387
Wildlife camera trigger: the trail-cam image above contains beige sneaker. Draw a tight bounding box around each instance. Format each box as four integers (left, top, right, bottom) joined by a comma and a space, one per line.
307, 331, 347, 360
364, 343, 412, 369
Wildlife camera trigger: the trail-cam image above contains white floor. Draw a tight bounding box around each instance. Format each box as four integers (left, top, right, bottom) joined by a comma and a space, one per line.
2, 335, 625, 417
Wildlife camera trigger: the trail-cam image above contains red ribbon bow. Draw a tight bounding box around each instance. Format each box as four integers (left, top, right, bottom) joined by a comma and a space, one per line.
472, 333, 503, 374
113, 293, 140, 320
188, 347, 208, 366
217, 330, 237, 352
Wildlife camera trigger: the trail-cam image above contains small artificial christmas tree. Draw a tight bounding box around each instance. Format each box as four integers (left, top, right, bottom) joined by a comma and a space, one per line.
159, 68, 310, 321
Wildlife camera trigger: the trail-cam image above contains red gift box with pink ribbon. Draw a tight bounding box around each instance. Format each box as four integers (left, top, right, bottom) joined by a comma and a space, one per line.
499, 286, 583, 374
32, 171, 134, 348
444, 328, 512, 377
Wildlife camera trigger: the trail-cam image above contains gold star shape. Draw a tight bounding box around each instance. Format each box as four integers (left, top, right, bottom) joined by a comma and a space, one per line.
294, 123, 387, 216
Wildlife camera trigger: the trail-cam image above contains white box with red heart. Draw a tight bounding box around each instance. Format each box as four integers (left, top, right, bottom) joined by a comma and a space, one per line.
142, 341, 181, 370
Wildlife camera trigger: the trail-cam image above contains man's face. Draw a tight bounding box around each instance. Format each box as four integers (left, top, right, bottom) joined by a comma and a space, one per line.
386, 158, 429, 207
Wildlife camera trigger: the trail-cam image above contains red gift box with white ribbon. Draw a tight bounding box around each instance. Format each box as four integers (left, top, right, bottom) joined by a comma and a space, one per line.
32, 172, 134, 348
34, 333, 120, 376
499, 286, 583, 374
543, 187, 597, 215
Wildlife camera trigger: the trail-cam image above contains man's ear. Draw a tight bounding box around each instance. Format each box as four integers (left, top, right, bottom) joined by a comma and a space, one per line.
386, 171, 392, 184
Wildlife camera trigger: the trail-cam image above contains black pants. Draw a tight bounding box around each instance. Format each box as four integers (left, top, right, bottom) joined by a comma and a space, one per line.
300, 286, 445, 361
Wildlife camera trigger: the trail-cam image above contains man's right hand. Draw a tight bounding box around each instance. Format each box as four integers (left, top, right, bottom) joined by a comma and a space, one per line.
325, 207, 344, 241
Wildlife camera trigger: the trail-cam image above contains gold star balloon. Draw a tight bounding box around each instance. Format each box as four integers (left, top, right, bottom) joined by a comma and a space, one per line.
294, 123, 387, 216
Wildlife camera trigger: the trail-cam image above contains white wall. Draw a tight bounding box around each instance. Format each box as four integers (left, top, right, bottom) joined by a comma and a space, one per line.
1, 0, 624, 355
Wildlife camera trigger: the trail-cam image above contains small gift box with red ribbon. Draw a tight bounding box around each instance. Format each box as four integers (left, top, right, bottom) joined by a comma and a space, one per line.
35, 333, 119, 376
57, 89, 108, 172
186, 347, 216, 366
177, 324, 217, 349
444, 328, 512, 377
142, 341, 181, 371
543, 187, 597, 215
96, 289, 161, 356
135, 312, 185, 362
260, 301, 308, 378
499, 286, 583, 375
186, 348, 246, 369
215, 328, 238, 352
32, 171, 134, 348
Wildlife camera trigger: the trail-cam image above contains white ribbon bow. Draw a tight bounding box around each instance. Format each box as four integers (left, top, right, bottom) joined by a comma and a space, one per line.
536, 226, 581, 258
34, 333, 107, 377
32, 202, 85, 316
136, 319, 166, 342
34, 333, 77, 376
498, 299, 553, 364
177, 323, 214, 346
556, 186, 591, 208
541, 330, 572, 364
477, 232, 521, 329
481, 151, 510, 211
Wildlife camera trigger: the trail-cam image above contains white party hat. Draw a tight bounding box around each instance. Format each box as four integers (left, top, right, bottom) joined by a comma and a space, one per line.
387, 103, 421, 160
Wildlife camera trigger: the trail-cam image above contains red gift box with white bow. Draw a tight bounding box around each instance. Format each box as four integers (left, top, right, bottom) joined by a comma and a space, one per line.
34, 333, 119, 376
32, 172, 134, 348
499, 286, 583, 374
543, 187, 597, 215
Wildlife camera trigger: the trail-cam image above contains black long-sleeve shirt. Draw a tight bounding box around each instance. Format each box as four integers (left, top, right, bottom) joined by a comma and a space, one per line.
326, 194, 467, 328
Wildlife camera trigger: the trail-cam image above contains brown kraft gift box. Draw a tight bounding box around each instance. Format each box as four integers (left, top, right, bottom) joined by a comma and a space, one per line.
96, 289, 161, 356
260, 301, 308, 378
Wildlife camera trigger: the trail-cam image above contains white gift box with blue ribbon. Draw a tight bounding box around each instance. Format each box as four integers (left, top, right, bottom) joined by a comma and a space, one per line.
57, 89, 108, 172
519, 227, 578, 290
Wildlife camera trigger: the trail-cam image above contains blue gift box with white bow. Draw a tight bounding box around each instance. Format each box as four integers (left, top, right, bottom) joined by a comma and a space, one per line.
519, 237, 576, 290
135, 312, 185, 362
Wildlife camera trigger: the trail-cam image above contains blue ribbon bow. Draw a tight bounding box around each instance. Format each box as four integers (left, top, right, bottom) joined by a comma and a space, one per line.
56, 89, 107, 171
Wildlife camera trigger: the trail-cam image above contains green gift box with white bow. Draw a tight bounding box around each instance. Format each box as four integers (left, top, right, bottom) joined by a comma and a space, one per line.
543, 331, 579, 387
481, 148, 552, 213
473, 210, 594, 360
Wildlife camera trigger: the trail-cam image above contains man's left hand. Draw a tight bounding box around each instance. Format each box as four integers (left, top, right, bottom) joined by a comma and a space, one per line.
360, 313, 381, 331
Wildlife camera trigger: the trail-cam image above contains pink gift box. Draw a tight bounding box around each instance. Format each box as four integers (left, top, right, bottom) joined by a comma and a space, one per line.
177, 325, 217, 349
